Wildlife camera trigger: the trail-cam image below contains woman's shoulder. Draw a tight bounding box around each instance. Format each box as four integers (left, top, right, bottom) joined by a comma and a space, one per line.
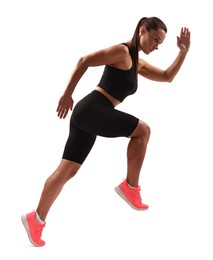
106, 43, 130, 55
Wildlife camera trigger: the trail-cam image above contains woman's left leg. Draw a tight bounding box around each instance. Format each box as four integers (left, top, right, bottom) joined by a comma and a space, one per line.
126, 120, 151, 187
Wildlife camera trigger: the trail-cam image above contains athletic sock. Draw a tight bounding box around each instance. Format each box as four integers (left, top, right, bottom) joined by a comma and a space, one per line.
127, 183, 138, 189
35, 211, 45, 224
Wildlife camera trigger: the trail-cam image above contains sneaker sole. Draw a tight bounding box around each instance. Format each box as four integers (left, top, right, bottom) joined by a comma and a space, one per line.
114, 186, 148, 211
21, 215, 44, 247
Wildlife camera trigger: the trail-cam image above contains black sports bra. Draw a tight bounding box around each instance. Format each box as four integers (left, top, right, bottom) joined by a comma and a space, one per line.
97, 43, 138, 102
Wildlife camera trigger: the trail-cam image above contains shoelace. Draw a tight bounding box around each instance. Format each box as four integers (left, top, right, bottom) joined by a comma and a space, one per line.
135, 187, 143, 204
35, 223, 45, 239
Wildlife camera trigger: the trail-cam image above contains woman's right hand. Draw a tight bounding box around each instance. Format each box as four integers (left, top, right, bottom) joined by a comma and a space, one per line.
177, 27, 191, 52
56, 94, 74, 119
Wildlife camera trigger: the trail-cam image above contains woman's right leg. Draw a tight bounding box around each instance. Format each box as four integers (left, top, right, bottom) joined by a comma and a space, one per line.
36, 116, 97, 221
36, 159, 81, 222
21, 116, 96, 246
21, 159, 81, 247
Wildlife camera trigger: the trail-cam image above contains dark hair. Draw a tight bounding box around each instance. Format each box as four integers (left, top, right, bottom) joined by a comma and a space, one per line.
129, 17, 167, 75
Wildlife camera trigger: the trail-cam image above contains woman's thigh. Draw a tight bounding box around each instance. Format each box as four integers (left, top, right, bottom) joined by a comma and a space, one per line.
72, 91, 139, 138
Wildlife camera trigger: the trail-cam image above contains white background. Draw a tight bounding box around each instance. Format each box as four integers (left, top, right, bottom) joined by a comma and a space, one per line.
1, 0, 212, 259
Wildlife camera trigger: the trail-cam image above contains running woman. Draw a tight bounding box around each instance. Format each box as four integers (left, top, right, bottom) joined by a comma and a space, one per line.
21, 17, 190, 246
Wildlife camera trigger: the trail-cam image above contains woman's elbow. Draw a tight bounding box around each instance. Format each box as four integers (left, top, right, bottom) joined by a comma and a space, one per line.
164, 71, 174, 83
77, 56, 89, 69
167, 77, 174, 83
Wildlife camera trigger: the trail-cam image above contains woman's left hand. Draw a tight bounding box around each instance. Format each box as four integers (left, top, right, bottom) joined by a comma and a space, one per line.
177, 27, 191, 52
57, 94, 74, 119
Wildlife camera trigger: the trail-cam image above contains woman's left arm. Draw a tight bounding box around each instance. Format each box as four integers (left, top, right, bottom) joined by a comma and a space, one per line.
138, 27, 191, 82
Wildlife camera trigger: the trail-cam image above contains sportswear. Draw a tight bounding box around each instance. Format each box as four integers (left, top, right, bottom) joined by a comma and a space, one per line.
115, 179, 148, 210
98, 43, 138, 102
63, 90, 139, 164
21, 211, 45, 247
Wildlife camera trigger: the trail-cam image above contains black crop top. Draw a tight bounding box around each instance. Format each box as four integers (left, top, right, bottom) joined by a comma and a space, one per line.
97, 43, 138, 102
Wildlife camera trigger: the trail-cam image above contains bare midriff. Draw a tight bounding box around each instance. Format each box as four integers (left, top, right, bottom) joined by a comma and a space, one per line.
95, 86, 120, 107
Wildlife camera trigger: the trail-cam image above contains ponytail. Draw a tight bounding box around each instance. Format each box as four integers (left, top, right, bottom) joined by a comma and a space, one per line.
129, 17, 167, 75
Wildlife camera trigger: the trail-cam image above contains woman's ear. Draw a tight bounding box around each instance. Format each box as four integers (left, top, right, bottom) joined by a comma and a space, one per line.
139, 26, 147, 37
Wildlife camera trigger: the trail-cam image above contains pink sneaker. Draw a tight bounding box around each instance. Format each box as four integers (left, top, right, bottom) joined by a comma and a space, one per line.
21, 211, 45, 247
115, 179, 148, 210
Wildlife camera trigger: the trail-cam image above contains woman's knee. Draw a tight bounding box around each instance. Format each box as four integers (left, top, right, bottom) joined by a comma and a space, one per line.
56, 159, 81, 182
130, 120, 151, 141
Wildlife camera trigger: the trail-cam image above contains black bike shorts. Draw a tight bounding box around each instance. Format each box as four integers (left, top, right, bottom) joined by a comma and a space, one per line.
62, 90, 139, 164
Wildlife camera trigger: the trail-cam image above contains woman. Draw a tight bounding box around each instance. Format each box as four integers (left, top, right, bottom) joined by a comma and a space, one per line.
21, 17, 190, 246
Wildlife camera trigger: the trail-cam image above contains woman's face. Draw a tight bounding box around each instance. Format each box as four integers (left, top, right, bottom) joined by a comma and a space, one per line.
139, 27, 166, 54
